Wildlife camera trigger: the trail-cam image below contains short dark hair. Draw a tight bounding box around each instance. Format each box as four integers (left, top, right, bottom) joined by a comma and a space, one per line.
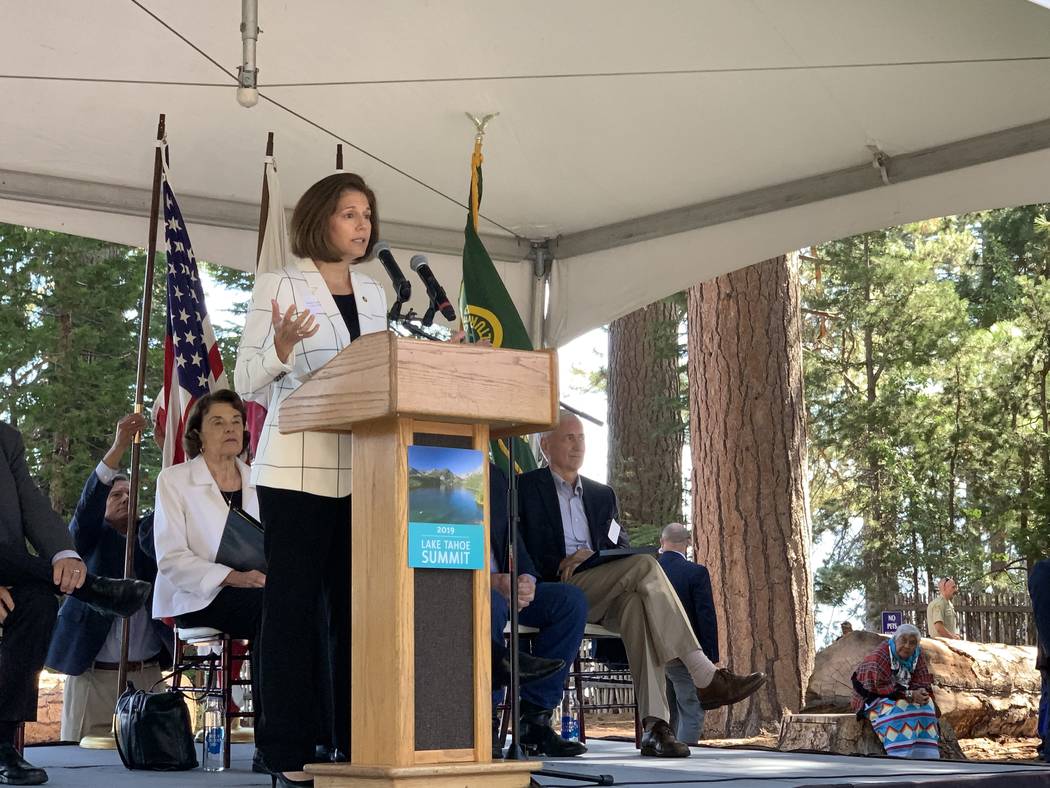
110, 474, 129, 485
290, 173, 379, 262
183, 389, 248, 459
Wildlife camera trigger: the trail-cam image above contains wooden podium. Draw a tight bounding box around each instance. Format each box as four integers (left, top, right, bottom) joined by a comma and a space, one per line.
279, 332, 557, 788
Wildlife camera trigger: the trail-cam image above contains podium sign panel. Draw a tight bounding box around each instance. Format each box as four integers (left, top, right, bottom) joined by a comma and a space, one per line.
406, 445, 486, 570
280, 334, 554, 788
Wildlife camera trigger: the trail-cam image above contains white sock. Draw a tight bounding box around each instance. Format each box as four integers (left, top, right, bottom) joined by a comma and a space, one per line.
681, 649, 717, 688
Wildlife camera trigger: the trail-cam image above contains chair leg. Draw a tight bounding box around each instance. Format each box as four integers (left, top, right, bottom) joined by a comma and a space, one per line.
634, 707, 642, 749
171, 635, 184, 691
221, 635, 232, 770
13, 722, 24, 756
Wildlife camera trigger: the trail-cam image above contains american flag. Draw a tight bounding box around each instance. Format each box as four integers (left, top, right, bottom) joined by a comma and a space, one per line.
156, 161, 229, 467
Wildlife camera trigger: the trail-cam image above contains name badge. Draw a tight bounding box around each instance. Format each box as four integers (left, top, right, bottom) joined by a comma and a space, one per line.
301, 297, 324, 317
608, 519, 621, 544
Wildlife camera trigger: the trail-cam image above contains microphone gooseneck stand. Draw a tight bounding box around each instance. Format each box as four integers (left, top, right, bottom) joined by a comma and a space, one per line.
502, 441, 614, 786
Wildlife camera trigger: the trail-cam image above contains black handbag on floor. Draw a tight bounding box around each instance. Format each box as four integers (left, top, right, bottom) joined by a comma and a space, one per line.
114, 681, 198, 771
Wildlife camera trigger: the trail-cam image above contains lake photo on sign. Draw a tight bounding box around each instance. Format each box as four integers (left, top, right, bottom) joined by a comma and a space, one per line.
407, 445, 485, 570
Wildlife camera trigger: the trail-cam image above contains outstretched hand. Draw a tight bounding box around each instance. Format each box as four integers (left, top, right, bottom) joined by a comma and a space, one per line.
272, 300, 319, 363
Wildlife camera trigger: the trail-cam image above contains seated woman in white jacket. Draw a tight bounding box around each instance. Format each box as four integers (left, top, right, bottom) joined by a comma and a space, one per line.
151, 389, 264, 698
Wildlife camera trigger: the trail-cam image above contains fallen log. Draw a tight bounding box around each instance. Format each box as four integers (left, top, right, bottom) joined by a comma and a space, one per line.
778, 712, 966, 760
803, 630, 1038, 738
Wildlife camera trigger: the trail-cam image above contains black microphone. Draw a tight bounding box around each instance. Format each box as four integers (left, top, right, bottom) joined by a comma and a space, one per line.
410, 254, 457, 321
373, 241, 411, 302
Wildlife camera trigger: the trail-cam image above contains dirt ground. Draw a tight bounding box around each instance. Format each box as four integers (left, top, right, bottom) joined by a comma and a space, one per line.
583, 714, 1043, 763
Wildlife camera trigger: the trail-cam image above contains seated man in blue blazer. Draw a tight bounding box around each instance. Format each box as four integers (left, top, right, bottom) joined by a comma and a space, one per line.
658, 523, 718, 745
517, 411, 765, 758
45, 413, 172, 743
489, 464, 588, 758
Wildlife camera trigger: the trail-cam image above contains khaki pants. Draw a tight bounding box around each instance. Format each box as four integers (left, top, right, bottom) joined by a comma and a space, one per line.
567, 554, 700, 722
61, 662, 165, 742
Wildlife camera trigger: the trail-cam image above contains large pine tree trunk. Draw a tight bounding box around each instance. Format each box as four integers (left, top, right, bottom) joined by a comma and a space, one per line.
687, 254, 815, 736
607, 298, 684, 536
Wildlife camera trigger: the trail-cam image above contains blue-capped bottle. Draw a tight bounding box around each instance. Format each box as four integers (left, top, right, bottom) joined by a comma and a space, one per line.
560, 695, 579, 741
202, 693, 225, 771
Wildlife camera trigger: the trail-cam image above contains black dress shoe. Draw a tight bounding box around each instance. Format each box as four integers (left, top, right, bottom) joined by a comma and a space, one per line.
72, 575, 152, 618
313, 746, 347, 763
695, 668, 767, 711
494, 652, 565, 688
252, 749, 269, 774
519, 708, 587, 757
0, 744, 48, 786
640, 717, 690, 758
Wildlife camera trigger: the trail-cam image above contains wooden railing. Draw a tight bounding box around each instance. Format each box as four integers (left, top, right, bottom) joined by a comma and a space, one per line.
890, 592, 1035, 646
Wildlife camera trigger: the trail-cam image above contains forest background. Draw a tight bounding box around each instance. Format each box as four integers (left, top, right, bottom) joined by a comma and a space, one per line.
2, 203, 1049, 644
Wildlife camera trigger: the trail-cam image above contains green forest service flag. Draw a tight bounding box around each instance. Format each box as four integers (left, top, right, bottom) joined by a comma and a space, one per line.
460, 137, 538, 474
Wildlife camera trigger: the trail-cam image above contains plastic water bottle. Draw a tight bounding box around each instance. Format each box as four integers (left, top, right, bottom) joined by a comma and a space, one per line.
202, 693, 225, 772
560, 696, 579, 741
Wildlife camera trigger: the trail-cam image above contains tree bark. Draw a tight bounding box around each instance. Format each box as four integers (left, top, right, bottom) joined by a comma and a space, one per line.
607, 298, 684, 535
687, 254, 815, 736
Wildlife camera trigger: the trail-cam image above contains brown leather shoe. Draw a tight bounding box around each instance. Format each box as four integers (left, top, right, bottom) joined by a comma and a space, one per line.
640, 717, 690, 758
696, 668, 767, 710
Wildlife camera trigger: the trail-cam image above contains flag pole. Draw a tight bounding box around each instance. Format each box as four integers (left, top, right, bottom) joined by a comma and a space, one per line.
256, 131, 274, 264
117, 113, 166, 697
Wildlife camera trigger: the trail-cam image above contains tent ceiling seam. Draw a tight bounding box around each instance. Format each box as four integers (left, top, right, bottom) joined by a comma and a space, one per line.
0, 168, 528, 263
6, 51, 1050, 89
553, 116, 1050, 260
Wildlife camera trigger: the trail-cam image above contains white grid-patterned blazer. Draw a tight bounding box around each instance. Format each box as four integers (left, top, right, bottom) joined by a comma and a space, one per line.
235, 258, 388, 498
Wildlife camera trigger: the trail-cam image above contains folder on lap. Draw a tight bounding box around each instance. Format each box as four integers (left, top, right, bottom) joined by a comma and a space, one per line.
573, 546, 658, 575
215, 507, 266, 573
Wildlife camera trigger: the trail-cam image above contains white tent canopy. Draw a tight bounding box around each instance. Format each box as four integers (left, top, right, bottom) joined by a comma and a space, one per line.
3, 1, 1050, 346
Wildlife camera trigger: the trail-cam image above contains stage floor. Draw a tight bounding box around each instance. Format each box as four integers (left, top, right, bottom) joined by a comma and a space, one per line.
21, 738, 1050, 787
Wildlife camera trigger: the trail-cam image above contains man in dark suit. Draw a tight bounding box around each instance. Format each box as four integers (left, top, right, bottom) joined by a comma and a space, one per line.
517, 411, 765, 759
658, 523, 718, 745
489, 464, 588, 758
0, 421, 151, 785
45, 413, 173, 743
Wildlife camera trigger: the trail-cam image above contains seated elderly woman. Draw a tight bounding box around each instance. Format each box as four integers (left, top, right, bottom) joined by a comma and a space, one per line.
152, 389, 264, 729
850, 624, 939, 759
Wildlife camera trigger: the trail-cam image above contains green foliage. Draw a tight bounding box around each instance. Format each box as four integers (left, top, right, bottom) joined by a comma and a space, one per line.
805, 208, 1050, 621
0, 224, 167, 518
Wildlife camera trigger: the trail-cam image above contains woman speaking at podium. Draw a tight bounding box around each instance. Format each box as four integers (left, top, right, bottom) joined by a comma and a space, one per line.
235, 173, 388, 787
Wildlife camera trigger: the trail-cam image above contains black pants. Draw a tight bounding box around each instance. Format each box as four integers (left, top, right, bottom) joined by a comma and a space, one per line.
177, 587, 264, 725
0, 549, 60, 722
256, 487, 350, 772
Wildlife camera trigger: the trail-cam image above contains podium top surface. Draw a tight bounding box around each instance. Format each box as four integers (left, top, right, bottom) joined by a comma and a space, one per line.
279, 332, 558, 438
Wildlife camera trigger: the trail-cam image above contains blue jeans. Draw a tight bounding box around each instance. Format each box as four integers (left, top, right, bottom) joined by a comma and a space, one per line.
491, 582, 588, 711
1031, 560, 1050, 761
665, 658, 704, 743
